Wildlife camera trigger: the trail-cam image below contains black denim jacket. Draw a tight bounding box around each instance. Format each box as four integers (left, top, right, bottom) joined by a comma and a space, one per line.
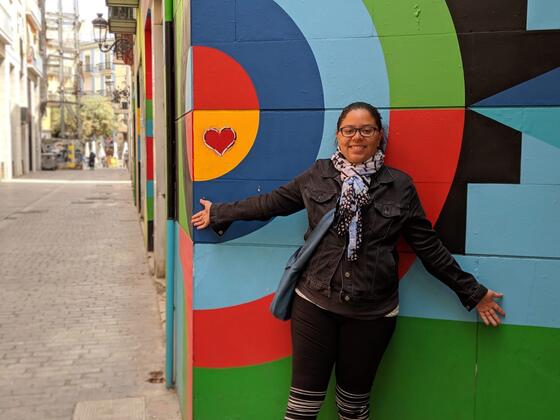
210, 159, 487, 312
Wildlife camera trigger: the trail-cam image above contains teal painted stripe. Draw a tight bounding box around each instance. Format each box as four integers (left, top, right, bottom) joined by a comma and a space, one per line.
471, 106, 560, 149
146, 120, 153, 137
146, 180, 154, 198
165, 220, 176, 388
527, 0, 560, 30
521, 133, 560, 185
174, 223, 186, 413
466, 184, 560, 258
401, 255, 560, 329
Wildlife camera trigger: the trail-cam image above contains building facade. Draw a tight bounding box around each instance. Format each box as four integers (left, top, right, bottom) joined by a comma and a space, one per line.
80, 41, 131, 164
0, 0, 44, 180
119, 1, 560, 419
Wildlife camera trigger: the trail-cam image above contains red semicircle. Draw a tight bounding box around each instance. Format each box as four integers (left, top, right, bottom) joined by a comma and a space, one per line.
386, 108, 465, 278
193, 46, 259, 110
193, 294, 291, 368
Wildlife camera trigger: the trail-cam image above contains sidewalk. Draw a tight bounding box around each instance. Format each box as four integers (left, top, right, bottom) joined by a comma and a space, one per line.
0, 169, 181, 420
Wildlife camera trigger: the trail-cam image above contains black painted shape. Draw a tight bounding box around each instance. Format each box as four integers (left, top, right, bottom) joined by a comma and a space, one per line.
458, 31, 560, 106
446, 0, 527, 33
434, 110, 521, 254
165, 21, 177, 220
148, 221, 154, 251
446, 0, 560, 106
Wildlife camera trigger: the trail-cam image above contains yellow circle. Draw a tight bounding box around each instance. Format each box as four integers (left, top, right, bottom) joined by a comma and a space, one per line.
193, 110, 260, 181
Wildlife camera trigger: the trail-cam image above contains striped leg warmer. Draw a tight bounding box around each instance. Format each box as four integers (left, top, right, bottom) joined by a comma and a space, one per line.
335, 385, 370, 420
284, 386, 327, 420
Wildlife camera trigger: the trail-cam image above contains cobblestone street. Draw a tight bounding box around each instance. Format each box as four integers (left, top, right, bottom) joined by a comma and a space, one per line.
0, 169, 181, 420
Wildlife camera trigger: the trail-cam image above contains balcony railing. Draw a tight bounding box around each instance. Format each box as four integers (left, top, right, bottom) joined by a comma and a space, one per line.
84, 63, 93, 72
25, 0, 42, 31
0, 2, 14, 45
108, 6, 136, 34
27, 46, 44, 78
96, 62, 113, 72
106, 0, 139, 7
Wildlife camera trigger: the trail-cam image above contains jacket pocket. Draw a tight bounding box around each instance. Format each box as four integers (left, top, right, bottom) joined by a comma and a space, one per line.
306, 188, 338, 231
366, 201, 402, 239
308, 188, 337, 204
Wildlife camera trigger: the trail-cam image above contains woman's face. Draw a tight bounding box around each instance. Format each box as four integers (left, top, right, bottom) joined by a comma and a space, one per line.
336, 108, 383, 164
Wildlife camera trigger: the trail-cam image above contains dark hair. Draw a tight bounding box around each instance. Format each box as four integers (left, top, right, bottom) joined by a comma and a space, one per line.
336, 102, 382, 130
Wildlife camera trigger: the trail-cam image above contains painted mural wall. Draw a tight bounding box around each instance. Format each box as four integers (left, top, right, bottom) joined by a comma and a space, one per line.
171, 0, 560, 418
132, 7, 155, 253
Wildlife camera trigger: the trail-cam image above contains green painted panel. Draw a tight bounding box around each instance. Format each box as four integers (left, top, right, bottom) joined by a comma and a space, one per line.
476, 324, 560, 420
174, 3, 185, 119
191, 318, 476, 419
176, 120, 188, 231
365, 0, 457, 36
165, 0, 173, 22
147, 197, 154, 221
194, 358, 292, 419
145, 99, 153, 120
372, 316, 476, 420
363, 0, 464, 107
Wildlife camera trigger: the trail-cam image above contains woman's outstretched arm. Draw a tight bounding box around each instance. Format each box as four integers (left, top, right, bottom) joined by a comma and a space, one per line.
192, 174, 307, 233
403, 182, 505, 326
192, 199, 213, 230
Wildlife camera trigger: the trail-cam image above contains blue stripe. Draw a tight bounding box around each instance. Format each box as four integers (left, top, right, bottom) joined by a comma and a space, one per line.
146, 180, 154, 198
275, 0, 389, 109
521, 133, 560, 185
527, 0, 560, 30
165, 220, 176, 388
466, 184, 560, 258
471, 107, 560, 149
400, 255, 560, 329
193, 243, 297, 309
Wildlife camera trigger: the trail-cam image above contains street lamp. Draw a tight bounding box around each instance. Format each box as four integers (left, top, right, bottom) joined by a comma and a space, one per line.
92, 13, 133, 54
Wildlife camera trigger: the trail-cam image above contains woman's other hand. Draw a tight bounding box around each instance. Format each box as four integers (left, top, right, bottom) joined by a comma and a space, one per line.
476, 289, 505, 327
192, 199, 212, 230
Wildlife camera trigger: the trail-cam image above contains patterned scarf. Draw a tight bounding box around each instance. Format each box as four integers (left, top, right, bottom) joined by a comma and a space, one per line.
331, 149, 385, 260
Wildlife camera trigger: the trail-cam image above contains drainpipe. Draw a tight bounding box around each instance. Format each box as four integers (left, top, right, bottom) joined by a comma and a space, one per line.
164, 0, 176, 389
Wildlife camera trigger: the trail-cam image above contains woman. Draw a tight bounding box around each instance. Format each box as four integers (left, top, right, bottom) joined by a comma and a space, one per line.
192, 102, 505, 420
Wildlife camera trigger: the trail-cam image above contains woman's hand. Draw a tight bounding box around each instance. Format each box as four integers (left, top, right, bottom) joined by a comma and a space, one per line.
476, 289, 505, 327
192, 199, 212, 230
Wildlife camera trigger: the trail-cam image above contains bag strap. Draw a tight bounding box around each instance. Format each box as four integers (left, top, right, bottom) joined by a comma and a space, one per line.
294, 208, 336, 265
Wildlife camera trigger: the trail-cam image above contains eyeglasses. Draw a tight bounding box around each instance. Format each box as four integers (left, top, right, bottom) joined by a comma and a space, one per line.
338, 126, 380, 138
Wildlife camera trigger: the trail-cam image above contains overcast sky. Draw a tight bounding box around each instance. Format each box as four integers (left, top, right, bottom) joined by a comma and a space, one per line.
46, 0, 110, 42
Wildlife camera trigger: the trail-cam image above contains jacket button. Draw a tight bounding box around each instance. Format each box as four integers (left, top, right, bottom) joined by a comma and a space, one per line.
344, 295, 350, 302
344, 272, 351, 278
218, 230, 224, 235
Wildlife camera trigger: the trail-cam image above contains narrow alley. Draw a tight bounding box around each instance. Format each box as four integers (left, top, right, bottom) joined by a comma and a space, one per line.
0, 169, 181, 420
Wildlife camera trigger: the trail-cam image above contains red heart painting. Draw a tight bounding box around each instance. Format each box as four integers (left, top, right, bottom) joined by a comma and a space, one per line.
203, 127, 237, 156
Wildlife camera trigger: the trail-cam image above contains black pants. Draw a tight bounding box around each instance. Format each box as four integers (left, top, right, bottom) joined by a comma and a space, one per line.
285, 295, 397, 420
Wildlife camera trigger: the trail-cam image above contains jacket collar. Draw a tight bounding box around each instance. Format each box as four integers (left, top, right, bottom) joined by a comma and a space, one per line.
321, 159, 394, 188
